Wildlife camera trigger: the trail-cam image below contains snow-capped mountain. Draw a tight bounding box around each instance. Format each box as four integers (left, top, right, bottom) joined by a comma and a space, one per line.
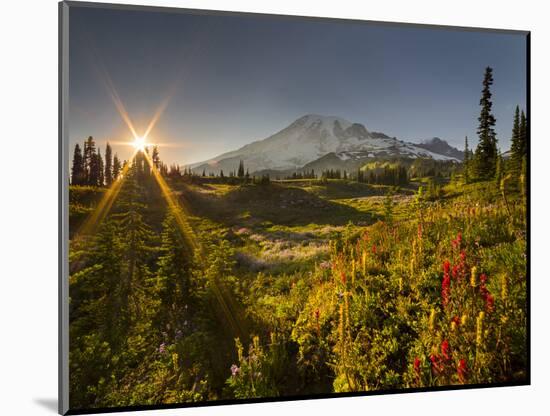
415, 137, 464, 161
190, 114, 461, 174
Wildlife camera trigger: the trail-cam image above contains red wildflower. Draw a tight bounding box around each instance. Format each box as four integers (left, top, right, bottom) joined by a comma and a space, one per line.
451, 315, 460, 326
485, 293, 495, 313
340, 271, 346, 285
442, 261, 451, 307
414, 357, 421, 382
443, 260, 451, 274
479, 273, 489, 298
430, 354, 443, 374
441, 339, 451, 360
314, 309, 320, 321
480, 273, 488, 285
457, 358, 468, 383
451, 265, 459, 279
451, 232, 462, 249
372, 244, 377, 254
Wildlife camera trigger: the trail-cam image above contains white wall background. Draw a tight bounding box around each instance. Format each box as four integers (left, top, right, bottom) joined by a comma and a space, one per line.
1, 0, 547, 415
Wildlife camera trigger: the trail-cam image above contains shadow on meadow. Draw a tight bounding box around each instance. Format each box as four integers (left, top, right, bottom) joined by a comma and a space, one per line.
181, 182, 379, 227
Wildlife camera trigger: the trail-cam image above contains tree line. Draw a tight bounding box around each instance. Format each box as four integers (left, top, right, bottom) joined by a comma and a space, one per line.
464, 67, 528, 185
71, 136, 123, 186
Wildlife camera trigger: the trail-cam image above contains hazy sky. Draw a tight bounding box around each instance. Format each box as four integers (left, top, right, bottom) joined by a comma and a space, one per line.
69, 5, 527, 165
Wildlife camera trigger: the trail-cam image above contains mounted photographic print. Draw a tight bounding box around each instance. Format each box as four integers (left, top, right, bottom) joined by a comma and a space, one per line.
59, 1, 530, 414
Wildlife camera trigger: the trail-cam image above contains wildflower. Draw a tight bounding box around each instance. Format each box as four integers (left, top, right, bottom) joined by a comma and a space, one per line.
372, 244, 377, 254
476, 311, 485, 346
414, 357, 421, 383
451, 265, 459, 279
451, 315, 460, 332
480, 273, 488, 285
230, 364, 240, 377
443, 260, 451, 275
485, 293, 495, 313
461, 313, 468, 326
441, 339, 451, 360
457, 359, 467, 384
442, 260, 451, 308
470, 266, 477, 287
314, 308, 320, 321
428, 308, 436, 331
501, 274, 508, 301
172, 353, 179, 371
340, 271, 346, 285
430, 354, 443, 374
452, 232, 462, 249
158, 343, 167, 354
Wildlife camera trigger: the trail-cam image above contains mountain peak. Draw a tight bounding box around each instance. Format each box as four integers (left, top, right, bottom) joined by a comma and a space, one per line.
190, 114, 462, 174
292, 114, 354, 130
416, 137, 464, 160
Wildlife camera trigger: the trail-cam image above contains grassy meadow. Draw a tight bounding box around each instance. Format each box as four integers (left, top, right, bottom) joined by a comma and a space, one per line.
68, 165, 528, 408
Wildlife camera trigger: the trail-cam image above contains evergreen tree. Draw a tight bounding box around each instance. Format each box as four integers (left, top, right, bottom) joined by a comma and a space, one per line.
105, 142, 113, 186
71, 143, 85, 185
519, 110, 527, 159
155, 212, 195, 328
474, 67, 498, 179
237, 160, 245, 178
151, 146, 160, 171
97, 148, 105, 187
113, 153, 121, 181
463, 136, 470, 184
83, 136, 96, 185
88, 148, 101, 186
115, 166, 156, 323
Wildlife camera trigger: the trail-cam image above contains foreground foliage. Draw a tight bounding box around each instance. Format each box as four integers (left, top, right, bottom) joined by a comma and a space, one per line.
69, 167, 527, 408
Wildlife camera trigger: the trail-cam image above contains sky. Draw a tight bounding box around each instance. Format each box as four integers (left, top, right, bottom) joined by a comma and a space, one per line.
69, 5, 527, 166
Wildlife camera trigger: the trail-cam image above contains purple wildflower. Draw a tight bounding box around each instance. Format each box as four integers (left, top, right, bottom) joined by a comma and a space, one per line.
158, 343, 167, 354
230, 364, 240, 377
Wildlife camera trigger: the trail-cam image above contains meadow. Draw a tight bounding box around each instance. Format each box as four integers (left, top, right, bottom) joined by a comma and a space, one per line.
68, 166, 527, 408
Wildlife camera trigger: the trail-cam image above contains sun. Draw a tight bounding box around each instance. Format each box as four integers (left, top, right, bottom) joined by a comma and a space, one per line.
132, 136, 147, 151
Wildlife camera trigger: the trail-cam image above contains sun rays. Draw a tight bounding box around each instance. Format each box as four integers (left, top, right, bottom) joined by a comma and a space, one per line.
72, 60, 247, 341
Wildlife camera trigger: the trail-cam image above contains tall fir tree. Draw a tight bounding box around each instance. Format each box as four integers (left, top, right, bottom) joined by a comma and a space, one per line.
97, 148, 105, 187
463, 136, 470, 183
151, 146, 160, 171
509, 106, 522, 175
474, 67, 498, 179
83, 136, 96, 185
155, 212, 195, 329
71, 143, 85, 185
519, 110, 527, 158
88, 150, 101, 186
237, 160, 245, 178
112, 153, 121, 181
105, 142, 113, 186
